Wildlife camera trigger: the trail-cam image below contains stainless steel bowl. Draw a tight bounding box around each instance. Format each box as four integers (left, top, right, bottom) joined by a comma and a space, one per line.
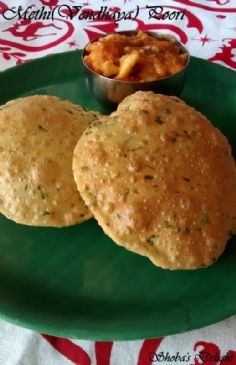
82, 31, 190, 109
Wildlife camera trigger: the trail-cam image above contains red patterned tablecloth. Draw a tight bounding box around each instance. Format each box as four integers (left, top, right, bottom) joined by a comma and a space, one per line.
0, 1, 236, 364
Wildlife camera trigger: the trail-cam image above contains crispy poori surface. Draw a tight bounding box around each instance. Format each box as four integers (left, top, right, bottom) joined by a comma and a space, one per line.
0, 95, 99, 227
73, 91, 236, 269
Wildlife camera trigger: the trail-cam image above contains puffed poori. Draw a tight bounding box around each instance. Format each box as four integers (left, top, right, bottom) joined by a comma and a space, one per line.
73, 91, 236, 270
0, 95, 99, 227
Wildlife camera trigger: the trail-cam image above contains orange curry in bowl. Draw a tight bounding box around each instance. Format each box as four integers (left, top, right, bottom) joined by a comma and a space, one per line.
83, 31, 188, 82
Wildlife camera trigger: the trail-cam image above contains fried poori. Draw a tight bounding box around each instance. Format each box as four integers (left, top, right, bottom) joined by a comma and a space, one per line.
0, 95, 99, 227
73, 91, 236, 270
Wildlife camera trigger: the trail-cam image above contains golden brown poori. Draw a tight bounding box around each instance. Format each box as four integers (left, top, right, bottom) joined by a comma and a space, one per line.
0, 95, 99, 227
73, 91, 236, 270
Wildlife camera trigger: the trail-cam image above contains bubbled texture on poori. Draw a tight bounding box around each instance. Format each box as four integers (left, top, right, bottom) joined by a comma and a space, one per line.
73, 91, 236, 270
0, 95, 99, 227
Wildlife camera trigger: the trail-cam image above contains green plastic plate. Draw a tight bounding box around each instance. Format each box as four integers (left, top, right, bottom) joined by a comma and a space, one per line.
0, 51, 235, 340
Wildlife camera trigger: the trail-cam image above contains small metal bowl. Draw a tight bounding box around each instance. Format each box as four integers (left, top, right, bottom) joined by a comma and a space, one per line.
82, 31, 190, 110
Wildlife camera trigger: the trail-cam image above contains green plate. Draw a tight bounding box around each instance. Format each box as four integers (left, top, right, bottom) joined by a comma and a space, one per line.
0, 51, 235, 340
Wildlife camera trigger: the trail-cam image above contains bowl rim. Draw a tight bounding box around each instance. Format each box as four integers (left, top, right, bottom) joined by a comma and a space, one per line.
81, 30, 190, 85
